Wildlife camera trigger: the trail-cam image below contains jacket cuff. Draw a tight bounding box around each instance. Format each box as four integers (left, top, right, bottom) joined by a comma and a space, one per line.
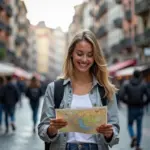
102, 127, 119, 147
43, 125, 59, 143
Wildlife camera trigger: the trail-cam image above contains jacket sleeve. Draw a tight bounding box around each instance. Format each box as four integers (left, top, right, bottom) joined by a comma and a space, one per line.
101, 94, 120, 147
38, 82, 60, 143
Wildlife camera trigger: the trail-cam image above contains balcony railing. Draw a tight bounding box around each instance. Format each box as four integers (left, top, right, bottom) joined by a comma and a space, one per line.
0, 20, 5, 31
115, 0, 122, 4
0, 0, 5, 10
111, 43, 121, 52
5, 25, 12, 36
135, 0, 150, 15
144, 28, 150, 44
96, 2, 108, 20
6, 5, 13, 17
125, 9, 132, 22
135, 33, 146, 47
96, 25, 108, 39
15, 36, 26, 46
95, 0, 100, 5
89, 10, 95, 17
120, 37, 134, 49
114, 17, 123, 28
135, 28, 150, 47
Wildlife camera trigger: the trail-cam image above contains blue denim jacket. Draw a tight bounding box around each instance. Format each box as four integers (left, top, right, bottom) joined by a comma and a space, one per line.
38, 78, 120, 150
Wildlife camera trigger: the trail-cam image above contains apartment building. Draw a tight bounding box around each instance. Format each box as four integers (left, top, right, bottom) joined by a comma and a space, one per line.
0, 0, 12, 60
49, 27, 67, 80
134, 0, 150, 63
68, 2, 93, 43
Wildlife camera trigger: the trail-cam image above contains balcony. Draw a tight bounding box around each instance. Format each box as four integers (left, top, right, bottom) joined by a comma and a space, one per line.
6, 5, 13, 17
95, 2, 108, 20
114, 17, 123, 28
0, 20, 5, 31
89, 10, 95, 17
15, 36, 26, 46
120, 37, 134, 49
144, 28, 150, 43
96, 25, 108, 39
115, 0, 122, 4
135, 28, 150, 47
125, 9, 132, 22
0, 0, 5, 10
111, 43, 121, 52
95, 0, 100, 5
5, 25, 12, 36
135, 0, 150, 15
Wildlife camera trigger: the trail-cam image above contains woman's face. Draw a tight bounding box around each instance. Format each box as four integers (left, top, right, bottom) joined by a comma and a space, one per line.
72, 40, 94, 73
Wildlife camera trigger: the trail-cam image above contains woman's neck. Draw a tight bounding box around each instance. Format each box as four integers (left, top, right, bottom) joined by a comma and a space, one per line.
72, 71, 92, 84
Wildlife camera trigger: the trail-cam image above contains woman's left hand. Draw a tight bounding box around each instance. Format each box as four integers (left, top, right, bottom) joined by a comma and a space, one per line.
96, 124, 113, 138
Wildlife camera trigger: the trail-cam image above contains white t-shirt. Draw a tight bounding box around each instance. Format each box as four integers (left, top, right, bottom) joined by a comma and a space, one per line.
67, 94, 96, 143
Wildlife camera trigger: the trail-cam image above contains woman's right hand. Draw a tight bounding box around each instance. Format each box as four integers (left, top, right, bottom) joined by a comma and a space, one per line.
47, 118, 68, 136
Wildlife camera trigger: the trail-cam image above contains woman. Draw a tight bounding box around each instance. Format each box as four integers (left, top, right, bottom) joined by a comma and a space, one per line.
38, 30, 119, 150
26, 76, 42, 133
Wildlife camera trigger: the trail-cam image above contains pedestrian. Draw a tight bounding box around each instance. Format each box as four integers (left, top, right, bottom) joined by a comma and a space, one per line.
3, 75, 20, 133
25, 76, 42, 133
0, 76, 5, 130
38, 30, 119, 150
120, 70, 150, 150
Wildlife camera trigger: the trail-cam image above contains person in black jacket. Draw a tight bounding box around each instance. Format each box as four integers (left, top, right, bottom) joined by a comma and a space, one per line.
25, 76, 42, 133
120, 70, 149, 150
2, 76, 20, 133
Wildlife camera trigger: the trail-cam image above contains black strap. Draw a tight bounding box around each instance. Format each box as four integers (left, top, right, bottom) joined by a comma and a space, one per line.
98, 85, 108, 106
54, 79, 65, 109
45, 79, 65, 150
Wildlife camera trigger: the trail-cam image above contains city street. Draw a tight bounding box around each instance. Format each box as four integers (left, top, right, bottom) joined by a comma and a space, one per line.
0, 97, 150, 150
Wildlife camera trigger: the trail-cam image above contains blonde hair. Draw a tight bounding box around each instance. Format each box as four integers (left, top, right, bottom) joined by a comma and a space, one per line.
61, 29, 117, 101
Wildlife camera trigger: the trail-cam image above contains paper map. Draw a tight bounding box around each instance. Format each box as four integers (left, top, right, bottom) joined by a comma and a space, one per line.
56, 107, 107, 134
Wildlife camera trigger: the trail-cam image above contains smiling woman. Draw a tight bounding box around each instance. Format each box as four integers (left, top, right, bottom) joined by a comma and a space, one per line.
38, 29, 120, 150
23, 0, 85, 31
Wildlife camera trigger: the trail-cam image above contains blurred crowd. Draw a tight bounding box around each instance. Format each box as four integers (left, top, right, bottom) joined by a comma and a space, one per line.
0, 75, 49, 134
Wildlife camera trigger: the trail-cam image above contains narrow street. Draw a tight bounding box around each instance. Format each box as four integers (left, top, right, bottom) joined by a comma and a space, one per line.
0, 97, 150, 150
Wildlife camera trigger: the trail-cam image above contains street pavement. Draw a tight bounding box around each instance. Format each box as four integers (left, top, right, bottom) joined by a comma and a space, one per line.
0, 97, 150, 150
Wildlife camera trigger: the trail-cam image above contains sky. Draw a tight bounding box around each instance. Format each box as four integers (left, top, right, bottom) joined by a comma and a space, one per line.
23, 0, 85, 32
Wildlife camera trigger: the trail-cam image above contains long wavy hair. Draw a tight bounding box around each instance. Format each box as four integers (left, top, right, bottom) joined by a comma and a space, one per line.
61, 30, 117, 101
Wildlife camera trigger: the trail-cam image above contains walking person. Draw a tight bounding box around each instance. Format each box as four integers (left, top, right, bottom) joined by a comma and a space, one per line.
2, 76, 20, 133
25, 76, 42, 133
0, 76, 5, 130
120, 70, 150, 150
38, 30, 119, 150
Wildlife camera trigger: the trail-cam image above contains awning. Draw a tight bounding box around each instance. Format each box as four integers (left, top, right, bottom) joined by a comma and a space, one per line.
0, 63, 15, 75
108, 59, 136, 75
115, 65, 149, 77
14, 67, 31, 79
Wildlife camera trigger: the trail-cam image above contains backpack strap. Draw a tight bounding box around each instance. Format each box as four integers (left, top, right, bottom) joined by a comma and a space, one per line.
98, 85, 108, 106
45, 79, 64, 150
54, 79, 65, 108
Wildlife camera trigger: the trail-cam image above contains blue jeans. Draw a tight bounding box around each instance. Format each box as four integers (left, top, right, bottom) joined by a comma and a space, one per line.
30, 101, 39, 125
66, 143, 98, 150
0, 104, 4, 125
128, 107, 143, 147
4, 105, 16, 128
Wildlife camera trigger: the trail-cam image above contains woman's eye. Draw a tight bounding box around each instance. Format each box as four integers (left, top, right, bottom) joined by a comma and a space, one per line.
77, 53, 83, 56
88, 53, 93, 57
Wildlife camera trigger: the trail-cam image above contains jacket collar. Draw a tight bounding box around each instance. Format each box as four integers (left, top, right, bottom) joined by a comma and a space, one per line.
63, 75, 103, 87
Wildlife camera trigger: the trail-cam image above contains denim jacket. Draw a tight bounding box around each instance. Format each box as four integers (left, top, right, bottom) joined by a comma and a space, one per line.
38, 78, 120, 150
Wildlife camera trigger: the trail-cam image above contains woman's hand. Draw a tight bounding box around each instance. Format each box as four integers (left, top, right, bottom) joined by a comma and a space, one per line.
96, 124, 113, 139
47, 118, 68, 136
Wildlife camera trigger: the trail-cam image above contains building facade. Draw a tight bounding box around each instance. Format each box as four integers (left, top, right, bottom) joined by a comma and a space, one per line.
49, 27, 67, 80
0, 0, 12, 60
134, 0, 150, 63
